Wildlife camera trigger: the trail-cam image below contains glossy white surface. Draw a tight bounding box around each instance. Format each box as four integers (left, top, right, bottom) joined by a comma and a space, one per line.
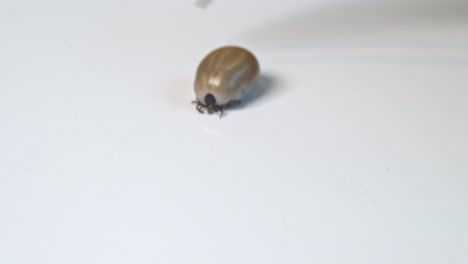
1, 1, 468, 263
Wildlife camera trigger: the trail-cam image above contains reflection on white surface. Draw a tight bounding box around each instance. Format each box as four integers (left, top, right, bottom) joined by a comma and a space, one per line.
243, 1, 468, 50
0, 1, 467, 264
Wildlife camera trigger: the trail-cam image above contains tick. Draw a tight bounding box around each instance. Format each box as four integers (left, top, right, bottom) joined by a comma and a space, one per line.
192, 46, 260, 117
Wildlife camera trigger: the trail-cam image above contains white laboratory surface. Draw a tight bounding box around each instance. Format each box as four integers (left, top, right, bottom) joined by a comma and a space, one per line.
1, 1, 468, 263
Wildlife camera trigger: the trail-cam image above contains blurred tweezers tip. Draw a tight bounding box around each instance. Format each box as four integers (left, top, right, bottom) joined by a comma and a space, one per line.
195, 0, 213, 9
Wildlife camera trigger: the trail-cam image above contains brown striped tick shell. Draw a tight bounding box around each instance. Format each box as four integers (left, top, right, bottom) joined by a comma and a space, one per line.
193, 46, 260, 117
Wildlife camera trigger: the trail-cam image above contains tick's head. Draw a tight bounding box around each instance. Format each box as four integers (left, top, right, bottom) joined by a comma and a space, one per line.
192, 93, 224, 117
204, 93, 216, 107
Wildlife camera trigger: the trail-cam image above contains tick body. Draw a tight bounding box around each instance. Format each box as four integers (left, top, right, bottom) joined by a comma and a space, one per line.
193, 46, 260, 116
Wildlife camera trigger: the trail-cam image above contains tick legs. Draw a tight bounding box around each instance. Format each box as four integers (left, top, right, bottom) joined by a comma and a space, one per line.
192, 101, 206, 114
192, 100, 241, 117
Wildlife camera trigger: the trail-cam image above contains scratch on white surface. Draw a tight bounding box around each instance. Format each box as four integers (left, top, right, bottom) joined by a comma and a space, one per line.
1, 151, 36, 181
195, 0, 213, 9
351, 173, 424, 260
351, 174, 399, 231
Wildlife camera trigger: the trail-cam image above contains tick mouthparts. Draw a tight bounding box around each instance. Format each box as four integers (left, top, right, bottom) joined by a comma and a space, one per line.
204, 93, 216, 106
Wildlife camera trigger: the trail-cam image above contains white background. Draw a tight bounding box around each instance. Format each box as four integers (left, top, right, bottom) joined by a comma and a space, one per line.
1, 0, 468, 263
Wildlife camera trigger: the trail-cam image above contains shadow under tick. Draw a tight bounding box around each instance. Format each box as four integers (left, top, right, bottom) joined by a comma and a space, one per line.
231, 73, 283, 110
